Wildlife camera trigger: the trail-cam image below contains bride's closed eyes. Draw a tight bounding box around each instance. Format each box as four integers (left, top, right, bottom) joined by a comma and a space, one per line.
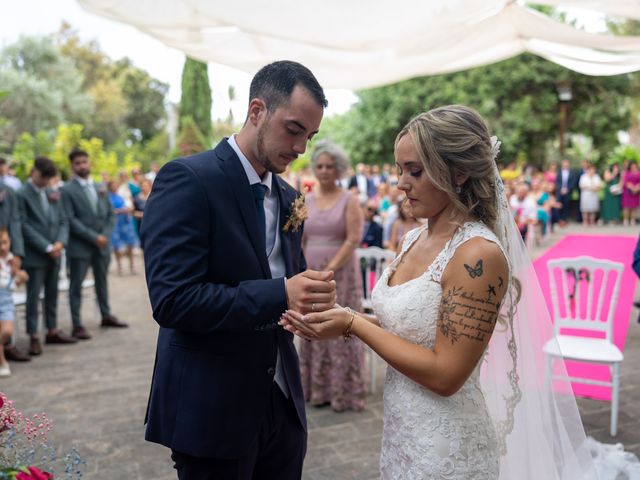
396, 163, 423, 178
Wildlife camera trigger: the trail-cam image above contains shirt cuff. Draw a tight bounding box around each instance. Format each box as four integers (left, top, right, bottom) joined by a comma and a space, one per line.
45, 244, 54, 253
283, 277, 289, 309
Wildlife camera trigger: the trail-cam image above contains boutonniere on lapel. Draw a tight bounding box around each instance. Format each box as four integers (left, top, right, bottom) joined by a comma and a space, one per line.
282, 194, 308, 233
47, 190, 60, 203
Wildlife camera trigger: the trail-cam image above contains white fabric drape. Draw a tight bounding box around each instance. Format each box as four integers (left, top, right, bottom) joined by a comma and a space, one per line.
76, 0, 640, 87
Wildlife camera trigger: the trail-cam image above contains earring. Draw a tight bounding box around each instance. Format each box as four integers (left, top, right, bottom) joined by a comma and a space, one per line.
455, 184, 461, 194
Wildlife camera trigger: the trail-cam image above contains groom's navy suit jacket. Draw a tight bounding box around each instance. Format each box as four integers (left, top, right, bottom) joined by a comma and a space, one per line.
141, 139, 307, 459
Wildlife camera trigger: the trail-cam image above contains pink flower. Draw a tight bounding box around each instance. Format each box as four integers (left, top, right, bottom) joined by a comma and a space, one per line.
0, 394, 4, 409
16, 466, 54, 479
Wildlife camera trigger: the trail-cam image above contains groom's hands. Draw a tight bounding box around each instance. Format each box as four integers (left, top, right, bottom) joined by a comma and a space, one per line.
286, 269, 336, 314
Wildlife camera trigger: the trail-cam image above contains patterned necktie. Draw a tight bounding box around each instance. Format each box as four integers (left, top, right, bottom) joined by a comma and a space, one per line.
251, 183, 268, 246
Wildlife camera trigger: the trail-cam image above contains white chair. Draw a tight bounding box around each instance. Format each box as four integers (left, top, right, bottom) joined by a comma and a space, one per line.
356, 247, 396, 394
542, 255, 625, 436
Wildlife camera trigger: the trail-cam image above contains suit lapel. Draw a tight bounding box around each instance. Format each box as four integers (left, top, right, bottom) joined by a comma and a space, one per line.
73, 179, 97, 215
217, 140, 271, 278
274, 176, 294, 278
26, 184, 49, 225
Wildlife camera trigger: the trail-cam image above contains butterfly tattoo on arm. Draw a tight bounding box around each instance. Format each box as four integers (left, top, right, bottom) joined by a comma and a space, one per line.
463, 259, 484, 278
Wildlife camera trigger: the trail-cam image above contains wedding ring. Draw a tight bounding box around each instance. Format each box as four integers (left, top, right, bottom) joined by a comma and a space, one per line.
311, 303, 316, 312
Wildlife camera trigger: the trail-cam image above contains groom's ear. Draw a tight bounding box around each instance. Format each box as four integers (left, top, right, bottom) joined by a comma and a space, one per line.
248, 98, 267, 126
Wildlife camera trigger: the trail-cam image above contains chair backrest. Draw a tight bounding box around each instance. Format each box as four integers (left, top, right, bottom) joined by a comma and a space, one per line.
546, 255, 624, 342
356, 247, 396, 305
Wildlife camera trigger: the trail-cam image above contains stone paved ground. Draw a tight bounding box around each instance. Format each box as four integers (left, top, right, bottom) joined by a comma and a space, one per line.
0, 224, 638, 479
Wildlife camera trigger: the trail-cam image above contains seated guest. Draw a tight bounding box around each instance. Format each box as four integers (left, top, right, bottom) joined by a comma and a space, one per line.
361, 201, 383, 248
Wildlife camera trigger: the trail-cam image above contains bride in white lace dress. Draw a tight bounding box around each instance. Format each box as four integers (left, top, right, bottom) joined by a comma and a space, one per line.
282, 106, 597, 480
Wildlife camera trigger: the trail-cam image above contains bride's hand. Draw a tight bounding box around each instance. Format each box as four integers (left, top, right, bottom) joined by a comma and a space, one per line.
279, 307, 351, 341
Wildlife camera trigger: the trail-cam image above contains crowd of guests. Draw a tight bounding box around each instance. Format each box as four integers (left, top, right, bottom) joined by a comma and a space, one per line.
501, 158, 640, 242
283, 145, 640, 412
0, 153, 159, 377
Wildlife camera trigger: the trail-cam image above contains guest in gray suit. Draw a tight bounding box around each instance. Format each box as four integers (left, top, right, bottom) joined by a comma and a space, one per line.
0, 182, 31, 362
18, 156, 77, 356
62, 149, 128, 340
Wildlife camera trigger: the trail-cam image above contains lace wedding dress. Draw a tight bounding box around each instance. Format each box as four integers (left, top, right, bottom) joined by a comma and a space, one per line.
371, 221, 506, 480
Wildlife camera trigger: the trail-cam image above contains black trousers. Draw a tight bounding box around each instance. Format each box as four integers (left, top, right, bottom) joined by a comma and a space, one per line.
558, 193, 571, 222
171, 384, 306, 480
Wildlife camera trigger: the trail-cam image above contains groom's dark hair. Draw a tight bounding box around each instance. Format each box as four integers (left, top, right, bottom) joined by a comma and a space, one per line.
249, 60, 328, 113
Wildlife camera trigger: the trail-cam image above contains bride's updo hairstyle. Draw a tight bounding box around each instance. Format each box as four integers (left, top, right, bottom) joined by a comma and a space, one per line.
395, 105, 498, 231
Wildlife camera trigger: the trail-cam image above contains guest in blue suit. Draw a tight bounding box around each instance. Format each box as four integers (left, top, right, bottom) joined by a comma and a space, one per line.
141, 61, 337, 480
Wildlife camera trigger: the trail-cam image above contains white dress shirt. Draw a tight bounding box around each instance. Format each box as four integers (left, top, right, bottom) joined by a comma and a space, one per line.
228, 135, 289, 397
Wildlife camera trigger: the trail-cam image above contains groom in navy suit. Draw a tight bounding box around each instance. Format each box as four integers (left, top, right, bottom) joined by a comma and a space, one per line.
141, 61, 336, 479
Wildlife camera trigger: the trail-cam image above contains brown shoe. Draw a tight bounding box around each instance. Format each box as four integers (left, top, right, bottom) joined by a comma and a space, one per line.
45, 331, 78, 345
72, 325, 92, 340
4, 345, 31, 362
29, 337, 42, 356
101, 315, 129, 328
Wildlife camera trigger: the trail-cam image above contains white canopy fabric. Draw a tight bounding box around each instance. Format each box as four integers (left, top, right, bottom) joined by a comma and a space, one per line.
78, 0, 640, 89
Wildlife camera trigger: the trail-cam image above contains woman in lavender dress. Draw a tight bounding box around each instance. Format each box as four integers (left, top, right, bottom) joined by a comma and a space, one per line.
299, 141, 367, 411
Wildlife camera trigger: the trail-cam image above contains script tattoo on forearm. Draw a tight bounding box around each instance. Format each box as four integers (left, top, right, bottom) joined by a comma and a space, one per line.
438, 284, 500, 345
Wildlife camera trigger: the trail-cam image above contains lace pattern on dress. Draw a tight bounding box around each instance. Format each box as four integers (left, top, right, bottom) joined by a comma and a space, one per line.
372, 221, 506, 479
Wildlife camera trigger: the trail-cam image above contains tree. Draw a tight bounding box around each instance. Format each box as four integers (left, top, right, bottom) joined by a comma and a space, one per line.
328, 54, 633, 168
0, 35, 93, 147
606, 18, 640, 146
176, 116, 207, 157
56, 25, 168, 145
86, 78, 128, 145
179, 57, 212, 143
115, 59, 168, 142
11, 130, 54, 179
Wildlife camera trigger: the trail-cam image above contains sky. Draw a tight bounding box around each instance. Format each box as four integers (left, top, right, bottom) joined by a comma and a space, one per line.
1, 1, 606, 122
0, 0, 358, 121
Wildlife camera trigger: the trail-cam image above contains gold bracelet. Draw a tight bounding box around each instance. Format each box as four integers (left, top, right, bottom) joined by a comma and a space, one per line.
342, 307, 356, 341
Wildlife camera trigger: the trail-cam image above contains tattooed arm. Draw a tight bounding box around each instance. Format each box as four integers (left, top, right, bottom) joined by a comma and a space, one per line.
281, 236, 508, 396
431, 237, 509, 394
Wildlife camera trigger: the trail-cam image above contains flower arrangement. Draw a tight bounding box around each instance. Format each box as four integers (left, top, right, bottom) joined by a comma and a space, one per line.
0, 393, 84, 479
282, 194, 308, 233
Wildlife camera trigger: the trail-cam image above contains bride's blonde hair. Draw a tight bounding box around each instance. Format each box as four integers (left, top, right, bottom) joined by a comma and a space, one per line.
395, 105, 498, 231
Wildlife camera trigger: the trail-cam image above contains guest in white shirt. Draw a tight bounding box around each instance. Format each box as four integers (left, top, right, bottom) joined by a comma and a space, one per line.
0, 158, 22, 192
579, 164, 603, 226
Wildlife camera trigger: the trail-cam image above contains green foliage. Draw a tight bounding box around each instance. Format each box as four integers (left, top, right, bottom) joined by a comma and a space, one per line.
56, 25, 168, 145
176, 116, 207, 157
0, 35, 93, 147
607, 144, 640, 166
180, 57, 212, 143
116, 60, 168, 142
566, 134, 599, 165
11, 130, 54, 178
326, 54, 633, 168
50, 123, 84, 178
